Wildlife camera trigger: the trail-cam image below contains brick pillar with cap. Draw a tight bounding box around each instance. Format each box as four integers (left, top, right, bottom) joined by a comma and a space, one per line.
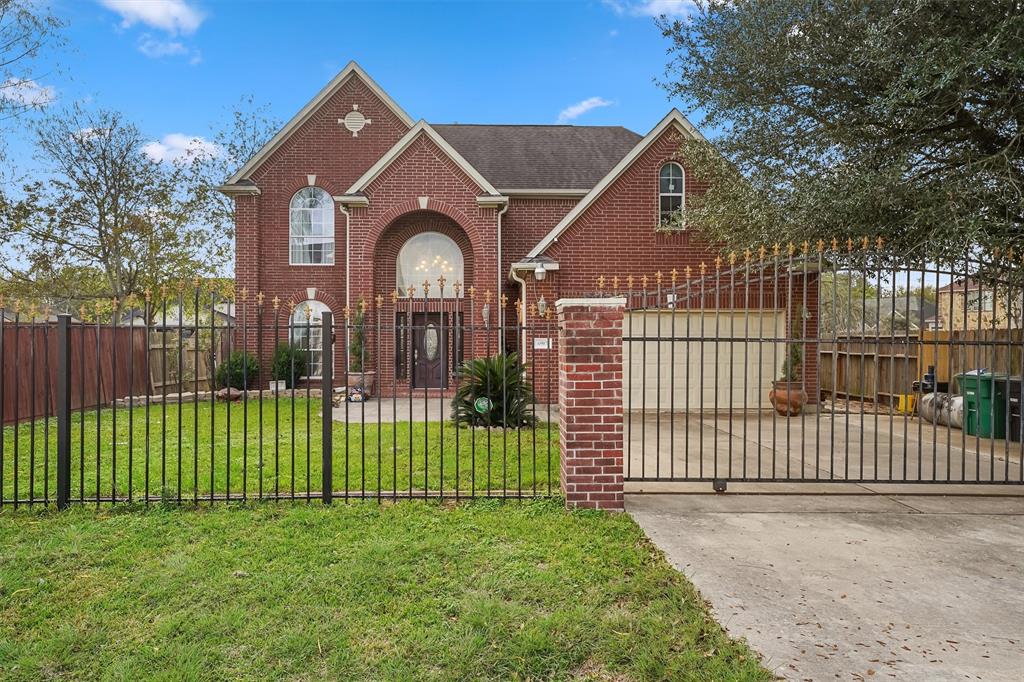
556, 297, 626, 510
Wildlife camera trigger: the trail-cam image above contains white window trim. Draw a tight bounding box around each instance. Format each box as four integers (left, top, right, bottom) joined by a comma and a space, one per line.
289, 187, 336, 266
965, 289, 995, 313
289, 300, 333, 379
658, 161, 685, 229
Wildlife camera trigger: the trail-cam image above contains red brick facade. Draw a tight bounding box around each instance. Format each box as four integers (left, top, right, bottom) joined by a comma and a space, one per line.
557, 299, 625, 510
227, 65, 818, 401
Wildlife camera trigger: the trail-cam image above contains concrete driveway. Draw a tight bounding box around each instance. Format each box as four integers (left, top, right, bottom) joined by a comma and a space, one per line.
628, 491, 1024, 681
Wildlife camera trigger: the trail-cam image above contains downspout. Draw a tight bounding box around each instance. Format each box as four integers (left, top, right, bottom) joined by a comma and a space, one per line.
496, 200, 509, 350
339, 202, 352, 356
509, 266, 529, 356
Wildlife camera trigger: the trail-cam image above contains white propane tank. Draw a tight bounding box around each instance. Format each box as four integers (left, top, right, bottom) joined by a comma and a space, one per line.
919, 392, 964, 429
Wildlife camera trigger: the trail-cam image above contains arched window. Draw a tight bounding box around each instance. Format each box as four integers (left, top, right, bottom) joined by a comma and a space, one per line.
659, 162, 685, 227
289, 187, 335, 265
396, 232, 465, 298
290, 300, 331, 378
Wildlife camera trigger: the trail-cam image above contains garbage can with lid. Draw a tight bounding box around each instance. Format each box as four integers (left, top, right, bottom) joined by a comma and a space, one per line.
956, 371, 1009, 439
1009, 377, 1022, 443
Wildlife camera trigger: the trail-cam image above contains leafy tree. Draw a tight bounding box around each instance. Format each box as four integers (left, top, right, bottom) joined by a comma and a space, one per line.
0, 105, 227, 311
0, 0, 63, 161
196, 96, 281, 254
658, 1, 1024, 263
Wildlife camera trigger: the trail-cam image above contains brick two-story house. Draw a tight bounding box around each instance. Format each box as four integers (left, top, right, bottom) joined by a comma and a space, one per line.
219, 62, 817, 401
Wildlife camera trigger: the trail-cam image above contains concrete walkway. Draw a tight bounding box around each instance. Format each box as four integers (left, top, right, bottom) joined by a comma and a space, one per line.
628, 492, 1024, 681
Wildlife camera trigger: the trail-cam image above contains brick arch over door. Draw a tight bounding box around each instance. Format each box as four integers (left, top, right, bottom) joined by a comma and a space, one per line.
372, 211, 476, 299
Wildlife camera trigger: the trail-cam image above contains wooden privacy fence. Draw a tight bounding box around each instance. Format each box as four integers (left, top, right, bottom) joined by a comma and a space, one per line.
1, 323, 148, 425
148, 328, 230, 396
821, 330, 1024, 404
819, 335, 920, 405
919, 329, 1024, 387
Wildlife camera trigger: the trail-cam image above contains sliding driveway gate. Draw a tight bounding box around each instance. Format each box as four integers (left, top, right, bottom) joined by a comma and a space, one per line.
617, 241, 1024, 488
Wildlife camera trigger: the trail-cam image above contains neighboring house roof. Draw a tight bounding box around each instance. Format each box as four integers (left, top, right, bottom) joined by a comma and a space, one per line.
525, 109, 706, 258
431, 124, 641, 191
937, 277, 988, 293
345, 121, 501, 197
222, 61, 414, 188
866, 297, 937, 325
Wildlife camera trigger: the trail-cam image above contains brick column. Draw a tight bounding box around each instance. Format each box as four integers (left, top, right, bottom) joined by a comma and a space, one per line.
557, 297, 626, 511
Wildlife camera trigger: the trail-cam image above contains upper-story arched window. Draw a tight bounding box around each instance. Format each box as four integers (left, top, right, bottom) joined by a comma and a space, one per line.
396, 232, 465, 298
659, 162, 685, 228
289, 187, 335, 265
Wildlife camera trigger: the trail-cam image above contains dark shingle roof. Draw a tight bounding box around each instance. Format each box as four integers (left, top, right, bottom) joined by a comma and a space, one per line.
431, 124, 641, 191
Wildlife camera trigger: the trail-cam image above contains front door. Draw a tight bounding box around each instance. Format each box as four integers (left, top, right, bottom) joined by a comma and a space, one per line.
412, 312, 447, 388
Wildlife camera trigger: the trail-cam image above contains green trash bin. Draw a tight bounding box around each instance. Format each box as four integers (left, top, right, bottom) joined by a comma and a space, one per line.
956, 371, 1009, 439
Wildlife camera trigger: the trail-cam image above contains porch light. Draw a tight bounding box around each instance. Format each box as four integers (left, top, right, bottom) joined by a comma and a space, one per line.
536, 296, 548, 318
534, 263, 547, 281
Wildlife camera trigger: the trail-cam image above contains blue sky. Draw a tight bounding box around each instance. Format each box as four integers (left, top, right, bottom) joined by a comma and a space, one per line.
6, 0, 699, 170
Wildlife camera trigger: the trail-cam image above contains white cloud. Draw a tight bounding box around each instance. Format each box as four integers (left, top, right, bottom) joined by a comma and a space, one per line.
609, 28, 619, 37
137, 35, 187, 57
1, 78, 56, 107
143, 133, 220, 163
137, 34, 201, 63
557, 97, 613, 123
98, 0, 205, 35
603, 0, 697, 19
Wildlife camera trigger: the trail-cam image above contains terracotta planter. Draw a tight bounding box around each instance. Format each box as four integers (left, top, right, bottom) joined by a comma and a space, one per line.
769, 380, 808, 417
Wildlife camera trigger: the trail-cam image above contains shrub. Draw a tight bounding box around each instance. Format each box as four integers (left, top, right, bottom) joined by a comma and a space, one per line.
215, 350, 259, 390
777, 315, 805, 382
450, 353, 536, 428
349, 303, 366, 372
272, 344, 307, 389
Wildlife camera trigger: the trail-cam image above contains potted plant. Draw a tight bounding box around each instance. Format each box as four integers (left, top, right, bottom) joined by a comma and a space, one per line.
346, 303, 375, 398
769, 331, 808, 417
271, 343, 307, 391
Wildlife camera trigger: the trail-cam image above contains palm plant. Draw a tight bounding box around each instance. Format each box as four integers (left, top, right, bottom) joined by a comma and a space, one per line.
451, 353, 536, 428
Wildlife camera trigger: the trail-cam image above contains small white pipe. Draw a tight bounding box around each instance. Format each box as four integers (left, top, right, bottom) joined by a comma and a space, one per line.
339, 203, 352, 360
509, 266, 529, 356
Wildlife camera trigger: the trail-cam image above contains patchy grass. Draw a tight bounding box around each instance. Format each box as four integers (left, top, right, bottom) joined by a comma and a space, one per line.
0, 501, 769, 680
2, 399, 557, 502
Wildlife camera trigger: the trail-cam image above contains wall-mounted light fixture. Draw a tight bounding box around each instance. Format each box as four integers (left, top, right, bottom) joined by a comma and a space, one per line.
534, 263, 547, 281
536, 296, 548, 318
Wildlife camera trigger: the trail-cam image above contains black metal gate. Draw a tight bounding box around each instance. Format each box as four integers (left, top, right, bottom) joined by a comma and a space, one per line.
615, 241, 1024, 488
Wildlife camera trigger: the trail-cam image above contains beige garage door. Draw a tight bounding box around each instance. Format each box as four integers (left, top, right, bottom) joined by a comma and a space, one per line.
624, 309, 786, 411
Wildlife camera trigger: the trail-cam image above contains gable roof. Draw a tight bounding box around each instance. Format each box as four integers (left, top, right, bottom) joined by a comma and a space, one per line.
345, 120, 501, 196
223, 61, 413, 186
525, 109, 705, 258
431, 124, 641, 191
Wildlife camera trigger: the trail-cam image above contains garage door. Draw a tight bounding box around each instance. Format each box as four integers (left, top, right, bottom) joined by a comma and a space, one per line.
623, 309, 786, 411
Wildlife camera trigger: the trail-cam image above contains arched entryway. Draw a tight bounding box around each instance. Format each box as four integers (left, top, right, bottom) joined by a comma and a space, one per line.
371, 211, 476, 391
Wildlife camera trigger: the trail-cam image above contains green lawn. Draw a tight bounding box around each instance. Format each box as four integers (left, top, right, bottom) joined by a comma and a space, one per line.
2, 399, 557, 503
0, 501, 769, 681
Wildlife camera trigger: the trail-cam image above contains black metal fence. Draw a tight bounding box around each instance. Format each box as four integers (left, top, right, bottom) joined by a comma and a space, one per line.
0, 286, 559, 509
616, 241, 1024, 488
